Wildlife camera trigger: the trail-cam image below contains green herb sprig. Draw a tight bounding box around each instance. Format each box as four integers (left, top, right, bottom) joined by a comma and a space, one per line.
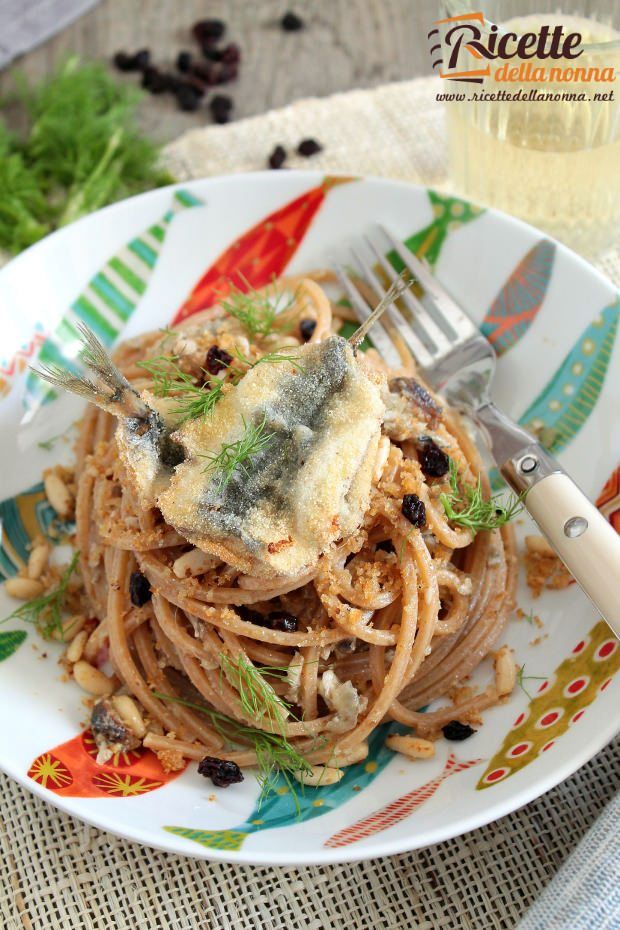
0, 58, 172, 255
201, 414, 274, 489
220, 653, 292, 732
152, 689, 314, 811
516, 664, 547, 700
221, 278, 297, 338
1, 551, 80, 639
440, 459, 524, 534
135, 355, 225, 422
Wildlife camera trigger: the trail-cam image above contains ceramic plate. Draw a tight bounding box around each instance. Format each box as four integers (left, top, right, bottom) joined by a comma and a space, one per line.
0, 172, 618, 865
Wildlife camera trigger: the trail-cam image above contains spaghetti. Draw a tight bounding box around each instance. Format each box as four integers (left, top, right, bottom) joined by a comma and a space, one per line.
38, 274, 520, 787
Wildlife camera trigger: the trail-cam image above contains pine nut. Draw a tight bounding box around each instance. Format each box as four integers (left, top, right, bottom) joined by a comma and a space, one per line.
73, 660, 115, 696
27, 543, 50, 580
332, 742, 369, 766
525, 535, 555, 557
5, 577, 44, 600
494, 646, 517, 696
111, 695, 146, 738
83, 622, 108, 662
65, 629, 88, 664
172, 548, 219, 579
293, 765, 344, 786
44, 472, 73, 517
386, 734, 436, 760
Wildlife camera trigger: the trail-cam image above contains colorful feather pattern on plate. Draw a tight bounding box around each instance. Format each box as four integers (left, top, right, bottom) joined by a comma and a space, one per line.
0, 481, 62, 580
477, 621, 619, 789
27, 729, 185, 798
0, 328, 46, 400
396, 191, 484, 267
165, 722, 405, 852
22, 189, 203, 410
480, 239, 555, 355
0, 630, 27, 662
518, 297, 619, 453
324, 753, 481, 848
596, 465, 620, 532
173, 176, 355, 323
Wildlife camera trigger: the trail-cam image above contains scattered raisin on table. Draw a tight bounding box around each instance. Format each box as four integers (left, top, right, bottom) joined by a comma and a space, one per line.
419, 441, 450, 478
176, 51, 193, 72
299, 318, 316, 341
198, 757, 244, 787
402, 494, 426, 528
193, 19, 226, 43
281, 11, 304, 31
129, 571, 152, 607
297, 138, 322, 157
222, 43, 241, 64
442, 721, 476, 741
210, 95, 234, 124
176, 85, 201, 111
269, 145, 287, 170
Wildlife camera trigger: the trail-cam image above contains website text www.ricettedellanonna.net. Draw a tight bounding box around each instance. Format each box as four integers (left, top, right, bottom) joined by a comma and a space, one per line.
437, 87, 615, 102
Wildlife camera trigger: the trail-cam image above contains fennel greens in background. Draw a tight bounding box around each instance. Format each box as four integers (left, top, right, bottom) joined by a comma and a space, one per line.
0, 58, 174, 255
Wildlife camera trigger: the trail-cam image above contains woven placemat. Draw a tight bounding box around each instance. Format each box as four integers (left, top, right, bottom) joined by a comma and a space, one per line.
1, 76, 619, 930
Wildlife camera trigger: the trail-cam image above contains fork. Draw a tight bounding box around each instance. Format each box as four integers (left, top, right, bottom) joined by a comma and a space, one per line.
335, 227, 620, 636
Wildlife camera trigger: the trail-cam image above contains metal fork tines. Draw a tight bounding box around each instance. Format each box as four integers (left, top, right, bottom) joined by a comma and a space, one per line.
335, 227, 494, 403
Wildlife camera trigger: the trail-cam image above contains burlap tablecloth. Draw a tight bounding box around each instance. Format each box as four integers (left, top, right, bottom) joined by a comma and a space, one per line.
2, 76, 619, 930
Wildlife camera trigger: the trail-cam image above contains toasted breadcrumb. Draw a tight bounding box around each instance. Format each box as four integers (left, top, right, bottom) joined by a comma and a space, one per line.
524, 536, 573, 596
156, 749, 186, 773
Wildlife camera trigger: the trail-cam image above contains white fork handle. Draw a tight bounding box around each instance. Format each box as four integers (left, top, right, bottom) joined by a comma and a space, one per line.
523, 473, 620, 637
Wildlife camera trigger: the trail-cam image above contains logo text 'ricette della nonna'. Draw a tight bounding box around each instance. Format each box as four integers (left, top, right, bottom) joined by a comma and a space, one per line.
429, 11, 584, 84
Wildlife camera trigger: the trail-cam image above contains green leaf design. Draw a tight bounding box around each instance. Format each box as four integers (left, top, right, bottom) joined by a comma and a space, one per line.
519, 298, 620, 453
0, 629, 27, 661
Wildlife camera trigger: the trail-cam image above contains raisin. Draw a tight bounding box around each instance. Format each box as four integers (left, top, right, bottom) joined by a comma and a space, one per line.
281, 11, 304, 31
419, 441, 449, 478
113, 52, 134, 72
299, 318, 316, 341
402, 494, 426, 528
176, 51, 193, 72
176, 84, 202, 111
217, 62, 239, 84
141, 67, 169, 94
376, 539, 395, 554
221, 43, 241, 64
206, 344, 232, 374
297, 138, 322, 157
203, 45, 224, 61
262, 611, 298, 633
129, 571, 152, 607
198, 756, 244, 787
442, 720, 476, 741
268, 145, 287, 170
193, 19, 226, 43
134, 49, 151, 70
210, 94, 234, 124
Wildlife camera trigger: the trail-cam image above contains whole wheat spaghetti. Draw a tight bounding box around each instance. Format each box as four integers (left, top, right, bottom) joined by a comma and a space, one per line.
32, 274, 519, 790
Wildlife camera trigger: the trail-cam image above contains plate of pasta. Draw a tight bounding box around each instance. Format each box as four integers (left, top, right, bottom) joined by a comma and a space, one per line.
0, 171, 618, 864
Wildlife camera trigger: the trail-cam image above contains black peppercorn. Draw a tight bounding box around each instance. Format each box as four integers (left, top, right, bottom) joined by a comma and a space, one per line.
206, 344, 233, 374
402, 494, 426, 528
268, 145, 287, 170
281, 11, 304, 31
299, 318, 317, 341
129, 571, 152, 607
419, 441, 450, 478
297, 138, 322, 157
442, 720, 476, 741
198, 756, 244, 787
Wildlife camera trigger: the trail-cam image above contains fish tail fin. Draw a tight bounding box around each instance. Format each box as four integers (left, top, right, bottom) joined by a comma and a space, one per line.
164, 826, 248, 851
443, 753, 484, 778
32, 323, 149, 419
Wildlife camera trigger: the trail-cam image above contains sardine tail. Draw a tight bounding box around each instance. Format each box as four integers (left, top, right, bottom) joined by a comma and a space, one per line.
348, 271, 414, 350
164, 826, 248, 851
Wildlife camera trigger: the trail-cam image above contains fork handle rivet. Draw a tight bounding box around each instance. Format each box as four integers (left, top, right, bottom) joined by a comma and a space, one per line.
519, 455, 538, 474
